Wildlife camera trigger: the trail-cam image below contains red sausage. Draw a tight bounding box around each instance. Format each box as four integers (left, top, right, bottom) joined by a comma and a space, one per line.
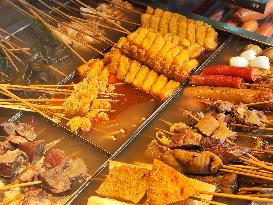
201, 65, 256, 81
189, 75, 243, 88
256, 23, 273, 37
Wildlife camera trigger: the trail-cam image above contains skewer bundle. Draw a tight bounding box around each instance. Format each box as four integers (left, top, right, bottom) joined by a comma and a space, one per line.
117, 27, 202, 82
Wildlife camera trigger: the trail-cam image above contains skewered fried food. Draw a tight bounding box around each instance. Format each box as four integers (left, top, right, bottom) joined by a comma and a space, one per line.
117, 28, 201, 82
104, 49, 180, 99
141, 9, 218, 50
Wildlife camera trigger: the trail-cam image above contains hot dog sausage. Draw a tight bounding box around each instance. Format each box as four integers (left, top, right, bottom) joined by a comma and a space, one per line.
241, 20, 259, 32
189, 75, 242, 88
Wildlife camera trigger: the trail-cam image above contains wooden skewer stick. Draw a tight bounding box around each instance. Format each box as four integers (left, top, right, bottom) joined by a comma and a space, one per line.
103, 0, 143, 15
25, 6, 86, 63
1, 43, 25, 65
9, 48, 30, 52
246, 100, 273, 106
0, 27, 25, 43
0, 180, 42, 191
0, 87, 57, 122
0, 104, 34, 112
191, 197, 228, 205
0, 43, 19, 72
240, 157, 273, 172
50, 0, 79, 13
244, 83, 273, 88
6, 0, 33, 18
183, 110, 200, 122
199, 191, 273, 202
240, 187, 273, 192
158, 119, 173, 126
48, 65, 66, 77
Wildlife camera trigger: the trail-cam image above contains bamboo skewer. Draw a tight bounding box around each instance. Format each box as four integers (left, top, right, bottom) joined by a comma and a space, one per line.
0, 43, 19, 72
0, 43, 25, 65
191, 197, 228, 205
0, 181, 42, 191
0, 27, 25, 43
240, 187, 273, 192
48, 65, 66, 77
199, 191, 273, 202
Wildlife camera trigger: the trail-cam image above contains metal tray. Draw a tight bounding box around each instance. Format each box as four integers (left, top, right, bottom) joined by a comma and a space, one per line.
70, 34, 273, 205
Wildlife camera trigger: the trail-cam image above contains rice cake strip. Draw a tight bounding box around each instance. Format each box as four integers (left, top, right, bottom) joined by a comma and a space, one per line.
142, 70, 158, 92
160, 80, 180, 99
150, 75, 168, 96
117, 55, 130, 80
124, 60, 141, 84
133, 65, 149, 88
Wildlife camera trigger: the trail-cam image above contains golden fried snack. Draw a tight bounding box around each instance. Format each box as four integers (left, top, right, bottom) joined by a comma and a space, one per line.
160, 80, 180, 99
86, 59, 104, 78
171, 36, 180, 46
148, 34, 165, 58
141, 14, 150, 28
77, 59, 94, 77
187, 19, 196, 43
177, 19, 187, 39
134, 28, 149, 46
162, 33, 173, 42
159, 12, 171, 34
116, 37, 127, 48
150, 15, 160, 32
105, 49, 121, 73
154, 8, 164, 17
124, 60, 141, 84
117, 55, 130, 80
169, 13, 180, 35
150, 75, 168, 96
127, 29, 139, 43
187, 43, 205, 59
146, 6, 154, 15
142, 70, 158, 92
195, 20, 205, 46
173, 50, 190, 67
205, 25, 218, 50
158, 40, 174, 61
141, 31, 157, 51
133, 65, 150, 88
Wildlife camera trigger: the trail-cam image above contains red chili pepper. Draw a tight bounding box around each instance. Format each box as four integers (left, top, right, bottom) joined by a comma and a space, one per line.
201, 65, 256, 81
190, 75, 243, 88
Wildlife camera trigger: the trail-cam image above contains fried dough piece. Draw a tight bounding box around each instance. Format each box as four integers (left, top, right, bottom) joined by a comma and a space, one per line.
150, 15, 160, 32
142, 70, 158, 93
134, 28, 149, 47
124, 60, 141, 84
146, 160, 196, 205
187, 20, 196, 43
160, 80, 180, 99
127, 29, 139, 43
148, 34, 165, 58
105, 49, 121, 73
117, 55, 130, 80
146, 6, 154, 15
86, 59, 104, 78
133, 65, 149, 88
158, 40, 174, 60
177, 19, 187, 39
169, 13, 180, 35
141, 14, 151, 28
150, 75, 168, 96
173, 50, 190, 66
77, 59, 95, 77
205, 25, 218, 50
141, 31, 157, 50
159, 12, 171, 34
154, 8, 164, 17
187, 43, 205, 58
96, 161, 150, 203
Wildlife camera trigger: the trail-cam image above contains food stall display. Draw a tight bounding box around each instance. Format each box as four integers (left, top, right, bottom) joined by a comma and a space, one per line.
0, 0, 273, 204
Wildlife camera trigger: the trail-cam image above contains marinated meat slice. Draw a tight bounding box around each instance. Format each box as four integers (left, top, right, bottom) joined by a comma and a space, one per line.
211, 122, 237, 143
19, 164, 44, 182
200, 138, 250, 164
169, 122, 188, 133
45, 149, 67, 168
19, 140, 45, 163
0, 122, 16, 136
0, 149, 28, 178
64, 158, 87, 181
145, 139, 168, 159
22, 189, 51, 205
173, 149, 222, 175
195, 115, 219, 136
15, 123, 36, 141
160, 149, 182, 172
39, 165, 71, 194
0, 141, 14, 155
170, 129, 202, 148
7, 135, 28, 145
190, 173, 237, 193
212, 101, 234, 113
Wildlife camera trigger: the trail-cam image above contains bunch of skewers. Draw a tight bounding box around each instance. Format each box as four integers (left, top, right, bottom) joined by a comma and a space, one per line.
0, 121, 89, 204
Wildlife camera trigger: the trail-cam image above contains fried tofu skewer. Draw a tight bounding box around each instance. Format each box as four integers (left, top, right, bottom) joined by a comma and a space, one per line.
116, 28, 202, 82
